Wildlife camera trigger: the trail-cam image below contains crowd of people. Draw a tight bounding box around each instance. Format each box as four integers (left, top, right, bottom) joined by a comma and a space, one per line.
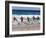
12, 16, 40, 25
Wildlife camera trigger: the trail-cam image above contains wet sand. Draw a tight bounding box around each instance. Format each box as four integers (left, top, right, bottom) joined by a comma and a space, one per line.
12, 22, 40, 31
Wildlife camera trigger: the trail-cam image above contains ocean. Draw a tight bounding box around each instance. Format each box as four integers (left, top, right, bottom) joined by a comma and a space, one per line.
12, 10, 40, 15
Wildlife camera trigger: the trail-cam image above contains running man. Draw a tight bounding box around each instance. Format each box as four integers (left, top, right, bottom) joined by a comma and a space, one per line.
27, 17, 30, 22
13, 17, 17, 21
20, 16, 23, 22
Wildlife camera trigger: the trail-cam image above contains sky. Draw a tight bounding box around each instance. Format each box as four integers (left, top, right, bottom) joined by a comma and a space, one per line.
12, 6, 40, 10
